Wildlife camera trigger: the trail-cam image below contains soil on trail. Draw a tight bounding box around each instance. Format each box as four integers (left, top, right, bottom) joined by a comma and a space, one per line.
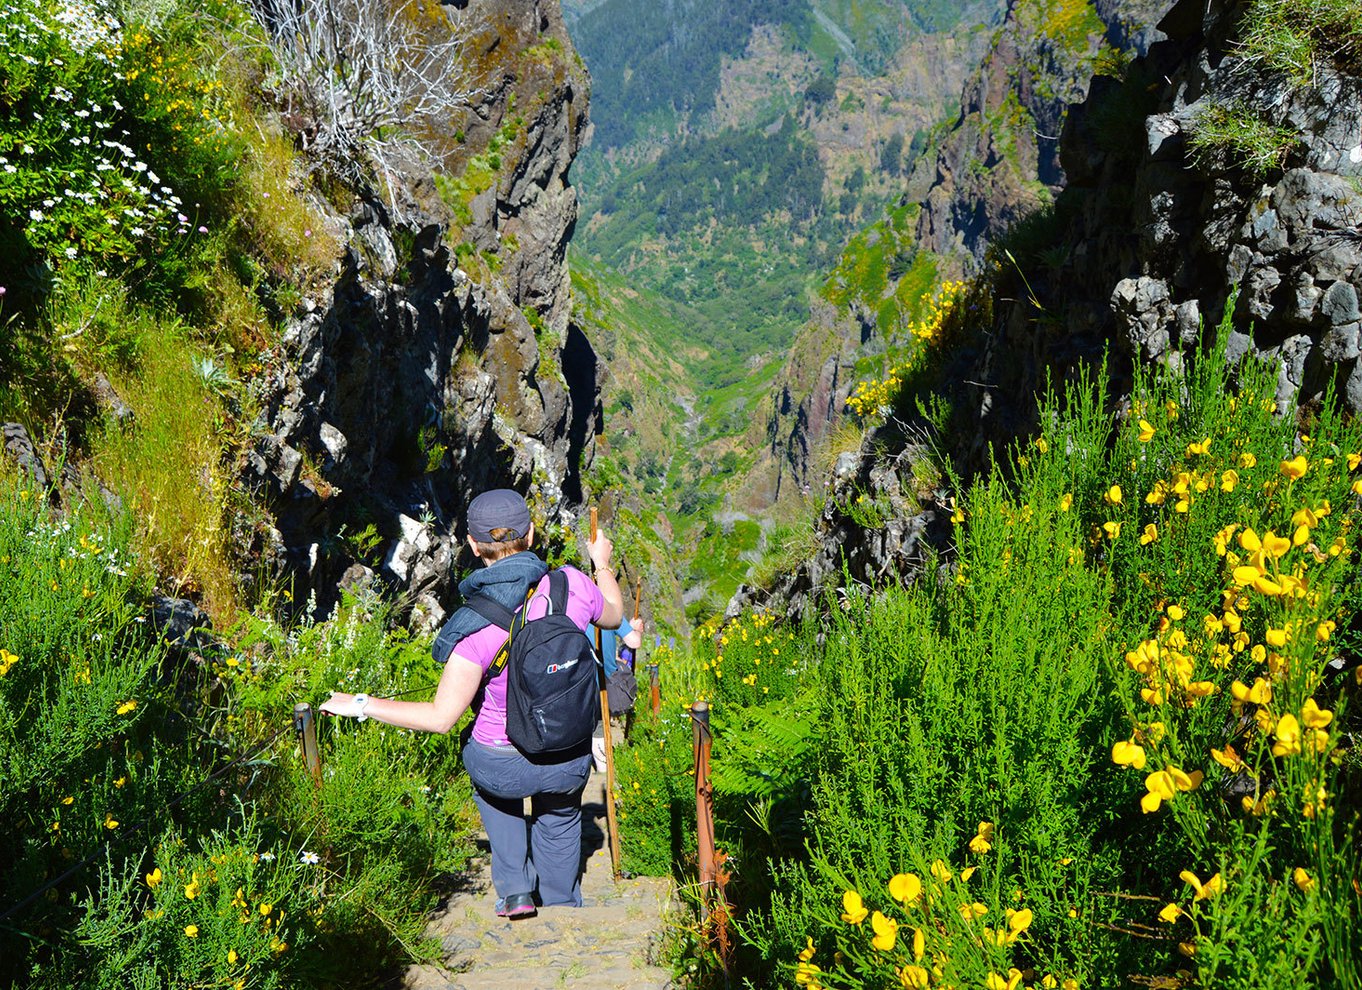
402, 768, 676, 990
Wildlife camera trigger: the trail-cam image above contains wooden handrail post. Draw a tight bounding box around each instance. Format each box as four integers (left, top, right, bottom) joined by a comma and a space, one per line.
693, 701, 715, 897
692, 700, 732, 980
293, 703, 322, 788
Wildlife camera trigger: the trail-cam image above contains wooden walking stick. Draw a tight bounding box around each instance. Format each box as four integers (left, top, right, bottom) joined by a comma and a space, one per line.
591, 507, 623, 880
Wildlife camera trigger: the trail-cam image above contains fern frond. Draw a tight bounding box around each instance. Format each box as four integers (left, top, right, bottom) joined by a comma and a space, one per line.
711, 690, 821, 798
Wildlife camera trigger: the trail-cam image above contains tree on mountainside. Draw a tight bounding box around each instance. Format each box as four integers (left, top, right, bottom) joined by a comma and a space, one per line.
880, 131, 905, 175
803, 70, 836, 109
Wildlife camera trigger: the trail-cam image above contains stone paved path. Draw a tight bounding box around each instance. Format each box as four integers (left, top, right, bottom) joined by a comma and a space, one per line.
402, 768, 676, 990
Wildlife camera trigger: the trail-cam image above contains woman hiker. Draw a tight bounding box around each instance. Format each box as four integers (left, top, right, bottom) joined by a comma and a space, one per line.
321, 489, 624, 918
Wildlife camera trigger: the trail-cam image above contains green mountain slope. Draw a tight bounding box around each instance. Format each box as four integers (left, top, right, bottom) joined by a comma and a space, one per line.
565, 0, 1004, 618
568, 0, 1003, 371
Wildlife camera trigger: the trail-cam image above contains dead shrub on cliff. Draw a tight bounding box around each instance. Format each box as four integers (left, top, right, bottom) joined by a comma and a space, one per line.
245, 0, 478, 218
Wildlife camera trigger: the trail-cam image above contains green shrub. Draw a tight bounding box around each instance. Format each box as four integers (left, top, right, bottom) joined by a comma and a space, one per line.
0, 474, 478, 987
616, 707, 696, 877
0, 0, 243, 301
690, 314, 1362, 990
65, 815, 325, 989
1238, 0, 1362, 80
1187, 103, 1299, 178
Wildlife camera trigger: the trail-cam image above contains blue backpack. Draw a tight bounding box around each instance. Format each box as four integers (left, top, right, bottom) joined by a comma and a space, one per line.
464, 571, 600, 755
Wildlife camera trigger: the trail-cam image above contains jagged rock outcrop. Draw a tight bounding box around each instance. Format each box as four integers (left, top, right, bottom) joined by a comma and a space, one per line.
963, 0, 1362, 454
754, 297, 864, 506
240, 0, 601, 627
730, 440, 952, 623
739, 0, 1362, 620
916, 0, 1170, 266
3, 421, 122, 512
756, 0, 1172, 512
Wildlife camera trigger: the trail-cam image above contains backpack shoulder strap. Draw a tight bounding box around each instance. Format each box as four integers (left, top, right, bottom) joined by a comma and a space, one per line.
464, 594, 517, 631
479, 586, 536, 680
547, 569, 570, 614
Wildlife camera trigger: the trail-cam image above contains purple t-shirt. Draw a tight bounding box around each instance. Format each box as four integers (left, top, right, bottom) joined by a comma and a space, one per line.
451, 565, 604, 747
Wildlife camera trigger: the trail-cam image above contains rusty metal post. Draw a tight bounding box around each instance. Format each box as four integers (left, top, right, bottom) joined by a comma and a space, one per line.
649, 664, 661, 716
693, 701, 716, 898
293, 703, 322, 787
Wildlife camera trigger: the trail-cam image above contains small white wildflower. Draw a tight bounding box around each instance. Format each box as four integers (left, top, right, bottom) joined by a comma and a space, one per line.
300, 850, 320, 865
259, 851, 275, 862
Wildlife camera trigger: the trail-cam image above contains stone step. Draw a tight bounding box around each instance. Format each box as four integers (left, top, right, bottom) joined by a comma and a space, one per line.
402, 768, 677, 990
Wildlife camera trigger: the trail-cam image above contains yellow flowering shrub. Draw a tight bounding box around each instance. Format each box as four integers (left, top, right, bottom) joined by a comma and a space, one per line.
0, 471, 478, 987
706, 319, 1360, 989
846, 280, 984, 420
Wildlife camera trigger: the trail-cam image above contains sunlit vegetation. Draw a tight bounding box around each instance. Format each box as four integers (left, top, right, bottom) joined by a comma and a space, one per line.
618, 321, 1362, 988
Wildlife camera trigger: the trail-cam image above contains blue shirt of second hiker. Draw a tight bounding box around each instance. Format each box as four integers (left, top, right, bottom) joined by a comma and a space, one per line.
594, 616, 633, 677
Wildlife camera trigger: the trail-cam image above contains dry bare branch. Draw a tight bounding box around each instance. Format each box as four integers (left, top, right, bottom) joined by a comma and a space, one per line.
244, 0, 479, 220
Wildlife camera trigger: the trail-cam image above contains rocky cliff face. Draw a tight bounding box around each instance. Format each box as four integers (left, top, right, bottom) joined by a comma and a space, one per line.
915, 0, 1168, 262
240, 0, 600, 627
740, 0, 1362, 621
964, 0, 1362, 456
756, 0, 1171, 511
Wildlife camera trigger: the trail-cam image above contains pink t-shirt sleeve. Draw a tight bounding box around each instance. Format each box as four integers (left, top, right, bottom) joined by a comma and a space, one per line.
554, 565, 605, 629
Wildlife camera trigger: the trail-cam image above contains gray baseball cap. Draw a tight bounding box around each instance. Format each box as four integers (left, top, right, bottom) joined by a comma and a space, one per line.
467, 489, 531, 542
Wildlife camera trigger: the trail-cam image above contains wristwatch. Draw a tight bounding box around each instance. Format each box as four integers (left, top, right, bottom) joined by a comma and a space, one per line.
353, 693, 370, 722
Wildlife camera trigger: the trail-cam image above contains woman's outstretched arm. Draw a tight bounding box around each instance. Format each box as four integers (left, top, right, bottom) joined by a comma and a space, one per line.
320, 652, 483, 734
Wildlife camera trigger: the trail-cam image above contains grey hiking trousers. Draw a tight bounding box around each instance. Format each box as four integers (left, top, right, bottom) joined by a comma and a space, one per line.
462, 739, 593, 906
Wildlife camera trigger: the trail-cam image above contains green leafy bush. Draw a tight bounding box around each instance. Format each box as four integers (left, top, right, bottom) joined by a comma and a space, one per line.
0, 474, 477, 987
0, 0, 242, 299
664, 314, 1362, 989
1238, 0, 1362, 79
1187, 103, 1299, 178
616, 707, 696, 877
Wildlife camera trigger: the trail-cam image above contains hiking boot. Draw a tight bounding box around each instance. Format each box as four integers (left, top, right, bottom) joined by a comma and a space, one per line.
495, 892, 537, 919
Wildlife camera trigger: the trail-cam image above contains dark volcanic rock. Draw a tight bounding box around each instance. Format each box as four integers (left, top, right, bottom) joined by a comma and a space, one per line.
240, 0, 602, 629
741, 0, 1362, 622
3, 422, 48, 492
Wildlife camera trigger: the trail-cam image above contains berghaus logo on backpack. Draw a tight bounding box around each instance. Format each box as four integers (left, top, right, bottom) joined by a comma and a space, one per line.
464, 571, 600, 754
